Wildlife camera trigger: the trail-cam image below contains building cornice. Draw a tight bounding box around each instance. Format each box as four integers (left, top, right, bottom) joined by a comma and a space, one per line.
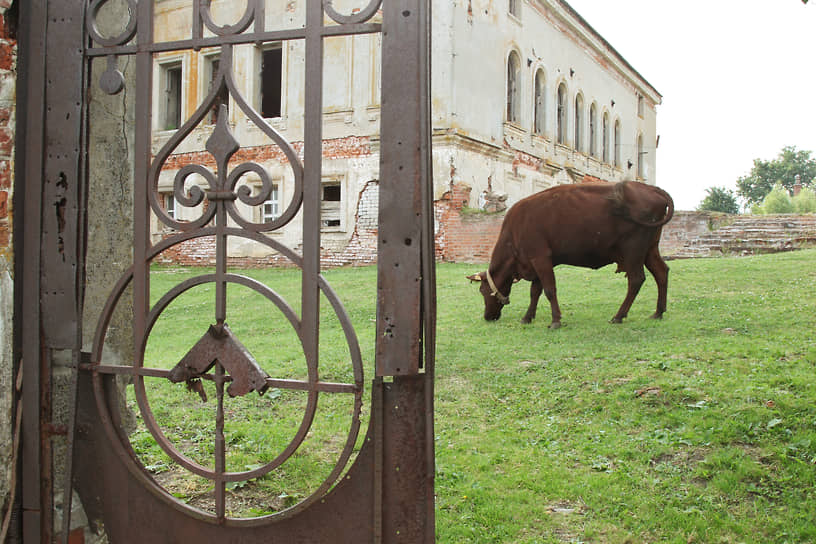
542, 0, 662, 105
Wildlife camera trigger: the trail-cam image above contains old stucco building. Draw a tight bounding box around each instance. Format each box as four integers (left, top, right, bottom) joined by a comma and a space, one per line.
151, 0, 660, 265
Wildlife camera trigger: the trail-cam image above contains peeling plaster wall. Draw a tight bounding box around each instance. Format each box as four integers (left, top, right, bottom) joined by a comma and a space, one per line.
0, 0, 14, 520
434, 0, 661, 211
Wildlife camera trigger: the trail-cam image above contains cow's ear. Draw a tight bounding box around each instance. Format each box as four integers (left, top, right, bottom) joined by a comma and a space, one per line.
466, 273, 485, 283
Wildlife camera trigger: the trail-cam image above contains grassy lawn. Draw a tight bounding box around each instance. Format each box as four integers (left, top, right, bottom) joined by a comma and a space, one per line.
131, 249, 816, 542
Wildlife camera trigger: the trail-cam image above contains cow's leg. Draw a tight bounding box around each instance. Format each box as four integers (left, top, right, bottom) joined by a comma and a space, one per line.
645, 245, 669, 319
611, 264, 645, 324
530, 257, 562, 329
521, 279, 542, 324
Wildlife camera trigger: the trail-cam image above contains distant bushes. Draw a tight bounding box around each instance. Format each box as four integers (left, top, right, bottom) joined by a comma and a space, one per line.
752, 184, 816, 214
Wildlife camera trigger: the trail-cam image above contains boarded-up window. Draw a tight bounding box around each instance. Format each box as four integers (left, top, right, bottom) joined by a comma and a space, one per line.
321, 182, 342, 229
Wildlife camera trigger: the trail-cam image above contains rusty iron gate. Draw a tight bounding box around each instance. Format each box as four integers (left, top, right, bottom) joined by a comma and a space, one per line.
17, 0, 435, 542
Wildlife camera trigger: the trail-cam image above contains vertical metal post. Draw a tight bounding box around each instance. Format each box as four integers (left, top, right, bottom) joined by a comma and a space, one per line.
376, 0, 431, 377
17, 1, 47, 541
302, 0, 324, 377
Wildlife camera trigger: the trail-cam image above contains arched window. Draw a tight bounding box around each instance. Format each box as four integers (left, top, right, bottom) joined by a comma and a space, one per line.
506, 52, 521, 124
614, 120, 621, 167
637, 133, 645, 179
556, 82, 567, 145
534, 69, 546, 134
574, 93, 584, 152
589, 103, 597, 157
602, 112, 609, 163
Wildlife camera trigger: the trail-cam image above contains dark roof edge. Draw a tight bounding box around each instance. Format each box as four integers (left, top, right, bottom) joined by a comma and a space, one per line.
555, 0, 662, 102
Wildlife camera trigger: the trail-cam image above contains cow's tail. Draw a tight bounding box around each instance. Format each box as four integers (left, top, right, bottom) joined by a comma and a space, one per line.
613, 181, 675, 228
638, 184, 674, 227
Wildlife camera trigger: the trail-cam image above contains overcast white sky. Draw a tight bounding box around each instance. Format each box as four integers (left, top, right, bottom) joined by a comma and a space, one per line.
564, 0, 816, 210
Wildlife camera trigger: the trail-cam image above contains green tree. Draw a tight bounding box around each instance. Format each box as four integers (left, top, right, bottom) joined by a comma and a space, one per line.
754, 184, 795, 214
736, 146, 816, 206
792, 186, 816, 213
697, 186, 740, 214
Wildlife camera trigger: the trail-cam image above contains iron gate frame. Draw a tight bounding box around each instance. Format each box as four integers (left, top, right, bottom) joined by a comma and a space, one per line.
16, 0, 435, 542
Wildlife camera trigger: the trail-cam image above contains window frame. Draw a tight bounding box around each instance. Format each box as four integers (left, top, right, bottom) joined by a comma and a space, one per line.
533, 69, 546, 135
204, 51, 228, 125
257, 43, 284, 120
160, 60, 183, 131
556, 82, 568, 145
589, 103, 597, 157
506, 51, 521, 125
574, 92, 584, 152
320, 179, 345, 231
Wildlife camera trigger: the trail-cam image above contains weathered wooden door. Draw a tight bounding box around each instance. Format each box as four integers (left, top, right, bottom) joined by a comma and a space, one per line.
17, 0, 434, 542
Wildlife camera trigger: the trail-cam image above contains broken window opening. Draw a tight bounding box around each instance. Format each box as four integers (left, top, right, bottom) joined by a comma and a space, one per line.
321, 182, 342, 229
207, 55, 229, 125
260, 46, 283, 119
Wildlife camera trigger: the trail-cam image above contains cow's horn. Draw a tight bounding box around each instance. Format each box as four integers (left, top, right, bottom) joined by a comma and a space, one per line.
466, 273, 483, 283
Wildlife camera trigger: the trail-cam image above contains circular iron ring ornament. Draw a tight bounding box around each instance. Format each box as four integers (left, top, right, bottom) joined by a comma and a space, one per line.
323, 0, 383, 24
90, 235, 364, 524
198, 0, 257, 36
86, 0, 138, 47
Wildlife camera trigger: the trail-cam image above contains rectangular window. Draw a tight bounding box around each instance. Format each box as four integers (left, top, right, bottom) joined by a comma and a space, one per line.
163, 62, 182, 130
637, 95, 644, 118
262, 185, 280, 222
260, 46, 283, 119
321, 182, 342, 229
207, 55, 228, 125
165, 193, 176, 219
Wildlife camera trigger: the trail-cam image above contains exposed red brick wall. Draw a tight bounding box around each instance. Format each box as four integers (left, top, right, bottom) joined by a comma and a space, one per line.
434, 181, 504, 263
0, 4, 15, 255
154, 180, 381, 268
162, 135, 372, 171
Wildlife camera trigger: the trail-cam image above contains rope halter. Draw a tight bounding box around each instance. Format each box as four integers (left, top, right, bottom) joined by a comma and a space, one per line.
485, 269, 510, 306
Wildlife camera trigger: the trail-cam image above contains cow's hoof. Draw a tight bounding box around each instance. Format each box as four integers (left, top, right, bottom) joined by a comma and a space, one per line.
548, 321, 562, 330
649, 313, 664, 320
609, 317, 623, 324
521, 317, 533, 324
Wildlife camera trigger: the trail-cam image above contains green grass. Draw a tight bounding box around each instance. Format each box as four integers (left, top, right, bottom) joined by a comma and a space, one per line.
128, 250, 816, 541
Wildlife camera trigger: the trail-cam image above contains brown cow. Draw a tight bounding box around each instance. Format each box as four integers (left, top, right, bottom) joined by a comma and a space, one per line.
467, 181, 674, 328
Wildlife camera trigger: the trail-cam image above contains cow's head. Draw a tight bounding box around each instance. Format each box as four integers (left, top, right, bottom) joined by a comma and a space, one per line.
467, 271, 510, 321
